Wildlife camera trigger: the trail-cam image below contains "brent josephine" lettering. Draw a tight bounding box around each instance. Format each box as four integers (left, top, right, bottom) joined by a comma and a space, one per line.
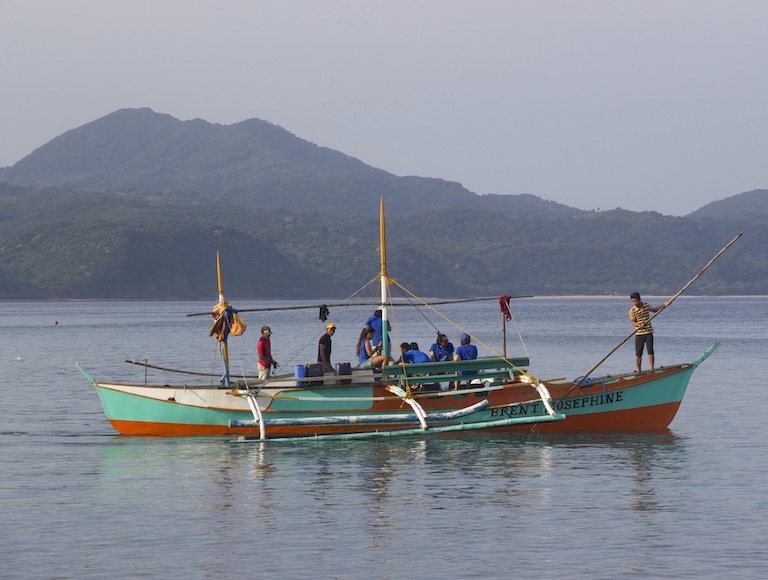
490, 391, 624, 417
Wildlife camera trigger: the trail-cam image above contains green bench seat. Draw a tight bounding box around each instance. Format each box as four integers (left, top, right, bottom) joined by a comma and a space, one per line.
386, 369, 518, 386
380, 356, 530, 386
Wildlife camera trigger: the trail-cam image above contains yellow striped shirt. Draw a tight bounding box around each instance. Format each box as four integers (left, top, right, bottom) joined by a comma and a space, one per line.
630, 303, 654, 335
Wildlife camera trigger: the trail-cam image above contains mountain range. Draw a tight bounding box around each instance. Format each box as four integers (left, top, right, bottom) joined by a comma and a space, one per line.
1, 108, 766, 299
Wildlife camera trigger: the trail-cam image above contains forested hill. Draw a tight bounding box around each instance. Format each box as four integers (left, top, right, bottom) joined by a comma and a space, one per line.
688, 189, 768, 219
0, 108, 766, 299
0, 183, 764, 299
0, 108, 579, 218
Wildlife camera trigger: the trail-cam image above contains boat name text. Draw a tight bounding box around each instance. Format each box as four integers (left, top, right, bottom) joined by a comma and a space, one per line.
491, 391, 624, 417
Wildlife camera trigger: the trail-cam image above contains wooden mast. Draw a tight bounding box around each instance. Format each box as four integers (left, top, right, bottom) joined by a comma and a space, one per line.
502, 315, 507, 358
379, 198, 389, 358
216, 251, 230, 384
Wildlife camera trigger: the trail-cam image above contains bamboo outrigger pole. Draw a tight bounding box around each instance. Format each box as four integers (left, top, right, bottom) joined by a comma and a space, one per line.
556, 232, 742, 403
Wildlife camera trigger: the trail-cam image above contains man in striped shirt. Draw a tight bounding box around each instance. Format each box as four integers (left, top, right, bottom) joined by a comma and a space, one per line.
629, 292, 669, 374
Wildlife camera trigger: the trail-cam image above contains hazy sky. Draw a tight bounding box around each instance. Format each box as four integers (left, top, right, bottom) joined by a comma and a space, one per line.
2, 1, 766, 215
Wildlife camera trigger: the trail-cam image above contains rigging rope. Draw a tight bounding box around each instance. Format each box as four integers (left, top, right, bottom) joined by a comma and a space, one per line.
261, 274, 382, 386
389, 279, 533, 379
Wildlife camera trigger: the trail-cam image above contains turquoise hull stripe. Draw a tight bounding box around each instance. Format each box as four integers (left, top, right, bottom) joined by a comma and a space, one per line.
95, 386, 248, 426
555, 368, 693, 416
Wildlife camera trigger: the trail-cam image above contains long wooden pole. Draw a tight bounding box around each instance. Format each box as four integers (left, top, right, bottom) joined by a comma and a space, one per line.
216, 251, 230, 383
555, 232, 742, 402
502, 315, 507, 358
380, 197, 389, 358
187, 295, 532, 317
217, 251, 224, 302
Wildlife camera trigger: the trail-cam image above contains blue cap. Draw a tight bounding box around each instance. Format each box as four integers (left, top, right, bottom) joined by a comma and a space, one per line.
460, 333, 470, 341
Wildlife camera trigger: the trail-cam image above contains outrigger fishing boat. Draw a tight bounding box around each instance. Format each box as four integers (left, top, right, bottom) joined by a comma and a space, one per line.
77, 202, 738, 440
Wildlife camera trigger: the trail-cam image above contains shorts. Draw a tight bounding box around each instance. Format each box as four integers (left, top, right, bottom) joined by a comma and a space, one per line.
635, 333, 654, 357
358, 356, 373, 369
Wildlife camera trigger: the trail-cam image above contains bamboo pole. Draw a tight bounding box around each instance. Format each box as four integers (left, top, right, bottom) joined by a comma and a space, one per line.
502, 314, 507, 358
216, 251, 230, 385
553, 232, 742, 405
187, 295, 532, 317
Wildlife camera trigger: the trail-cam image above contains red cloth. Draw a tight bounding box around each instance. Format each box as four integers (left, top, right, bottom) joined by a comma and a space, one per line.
499, 295, 512, 322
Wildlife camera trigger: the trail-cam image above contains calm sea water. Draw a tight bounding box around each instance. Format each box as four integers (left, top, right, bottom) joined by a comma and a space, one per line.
2, 297, 767, 578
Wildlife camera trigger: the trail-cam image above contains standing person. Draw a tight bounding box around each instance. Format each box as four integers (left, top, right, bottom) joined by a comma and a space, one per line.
629, 292, 668, 373
429, 333, 454, 362
257, 326, 278, 380
318, 322, 336, 373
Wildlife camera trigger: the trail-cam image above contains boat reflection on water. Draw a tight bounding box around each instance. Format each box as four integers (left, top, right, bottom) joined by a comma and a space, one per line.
94, 427, 688, 550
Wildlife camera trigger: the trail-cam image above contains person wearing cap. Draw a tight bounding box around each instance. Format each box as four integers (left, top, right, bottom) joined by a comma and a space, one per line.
629, 292, 669, 374
453, 333, 478, 388
454, 333, 478, 363
429, 333, 454, 362
257, 326, 278, 380
318, 322, 336, 373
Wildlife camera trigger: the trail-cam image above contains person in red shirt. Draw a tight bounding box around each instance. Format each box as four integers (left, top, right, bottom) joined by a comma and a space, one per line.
257, 326, 278, 380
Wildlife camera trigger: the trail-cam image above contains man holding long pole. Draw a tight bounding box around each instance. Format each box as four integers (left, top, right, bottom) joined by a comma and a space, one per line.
629, 292, 669, 373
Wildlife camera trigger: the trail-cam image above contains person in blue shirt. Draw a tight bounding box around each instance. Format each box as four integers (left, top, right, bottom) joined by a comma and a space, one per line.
409, 342, 430, 362
397, 342, 434, 391
399, 342, 431, 364
356, 325, 389, 369
364, 309, 392, 356
453, 333, 478, 388
454, 333, 478, 363
429, 333, 454, 362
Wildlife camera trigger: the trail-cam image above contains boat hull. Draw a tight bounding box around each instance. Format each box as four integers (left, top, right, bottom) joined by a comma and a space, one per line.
85, 360, 700, 438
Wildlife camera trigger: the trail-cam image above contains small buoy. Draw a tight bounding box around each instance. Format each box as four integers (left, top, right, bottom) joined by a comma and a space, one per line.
17, 357, 22, 360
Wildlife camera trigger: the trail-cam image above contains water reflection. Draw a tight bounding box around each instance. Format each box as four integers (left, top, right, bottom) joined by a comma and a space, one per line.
27, 425, 693, 577
96, 430, 688, 521
91, 429, 691, 578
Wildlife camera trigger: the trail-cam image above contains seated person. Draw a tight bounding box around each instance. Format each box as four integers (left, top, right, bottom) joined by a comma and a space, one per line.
453, 333, 479, 388
399, 342, 430, 364
429, 333, 455, 362
356, 325, 389, 369
397, 342, 434, 391
409, 342, 431, 362
365, 309, 391, 354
